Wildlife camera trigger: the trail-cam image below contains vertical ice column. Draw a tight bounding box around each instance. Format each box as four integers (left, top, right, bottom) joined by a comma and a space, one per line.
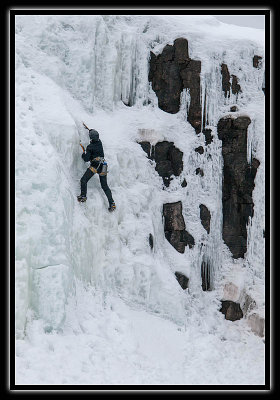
179, 88, 191, 122
90, 18, 149, 111
245, 116, 265, 279
200, 58, 225, 130
200, 74, 206, 131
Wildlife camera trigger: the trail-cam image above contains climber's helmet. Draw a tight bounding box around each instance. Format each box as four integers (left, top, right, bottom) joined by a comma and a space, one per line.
89, 129, 99, 141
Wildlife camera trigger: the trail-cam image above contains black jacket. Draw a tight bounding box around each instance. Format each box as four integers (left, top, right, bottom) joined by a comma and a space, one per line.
82, 139, 104, 167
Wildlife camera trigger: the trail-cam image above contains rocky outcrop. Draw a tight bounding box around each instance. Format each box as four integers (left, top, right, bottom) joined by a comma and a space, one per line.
175, 272, 189, 289
253, 55, 262, 68
195, 146, 204, 154
239, 289, 257, 315
220, 300, 243, 321
221, 64, 242, 97
199, 204, 211, 234
217, 116, 260, 258
221, 64, 231, 98
248, 313, 265, 337
203, 128, 213, 145
222, 283, 264, 335
139, 140, 183, 187
181, 178, 187, 187
196, 168, 204, 177
163, 201, 194, 253
149, 38, 202, 132
231, 75, 241, 95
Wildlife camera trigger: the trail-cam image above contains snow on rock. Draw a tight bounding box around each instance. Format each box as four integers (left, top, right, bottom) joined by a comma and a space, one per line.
15, 14, 265, 384
248, 312, 265, 338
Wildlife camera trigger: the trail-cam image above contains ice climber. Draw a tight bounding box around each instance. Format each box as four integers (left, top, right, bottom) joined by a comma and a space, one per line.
77, 125, 116, 212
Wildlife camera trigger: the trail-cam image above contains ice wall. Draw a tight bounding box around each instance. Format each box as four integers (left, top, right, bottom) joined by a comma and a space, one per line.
15, 15, 265, 340
16, 15, 150, 113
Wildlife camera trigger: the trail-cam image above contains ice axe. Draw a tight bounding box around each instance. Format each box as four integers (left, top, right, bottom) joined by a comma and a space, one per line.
82, 121, 90, 131
79, 121, 90, 152
79, 141, 85, 153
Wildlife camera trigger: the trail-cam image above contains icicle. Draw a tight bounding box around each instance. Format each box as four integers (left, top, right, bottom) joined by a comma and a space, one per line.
247, 119, 254, 165
186, 88, 191, 114
179, 88, 189, 121
200, 75, 206, 132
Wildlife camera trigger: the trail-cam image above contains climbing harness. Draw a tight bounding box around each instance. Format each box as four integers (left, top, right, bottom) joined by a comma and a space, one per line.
100, 161, 108, 176
89, 157, 108, 176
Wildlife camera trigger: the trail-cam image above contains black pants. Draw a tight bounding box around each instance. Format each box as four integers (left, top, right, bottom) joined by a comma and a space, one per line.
80, 168, 114, 204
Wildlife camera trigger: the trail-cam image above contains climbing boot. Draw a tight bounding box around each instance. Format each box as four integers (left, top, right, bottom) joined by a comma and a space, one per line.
77, 195, 87, 203
108, 201, 116, 212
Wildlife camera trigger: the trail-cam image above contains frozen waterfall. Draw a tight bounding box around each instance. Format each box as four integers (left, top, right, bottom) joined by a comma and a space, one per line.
15, 14, 265, 385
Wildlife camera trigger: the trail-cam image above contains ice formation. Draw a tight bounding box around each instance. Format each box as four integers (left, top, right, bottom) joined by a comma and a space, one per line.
15, 15, 265, 385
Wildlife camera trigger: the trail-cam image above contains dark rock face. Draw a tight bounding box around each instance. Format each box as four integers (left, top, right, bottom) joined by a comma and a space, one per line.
217, 116, 260, 258
202, 128, 213, 145
221, 64, 242, 97
230, 105, 238, 112
175, 272, 189, 289
253, 55, 262, 68
220, 300, 243, 321
149, 38, 202, 132
201, 259, 211, 291
196, 168, 204, 177
169, 146, 184, 176
155, 160, 173, 186
199, 204, 211, 234
139, 141, 153, 158
165, 231, 185, 253
163, 202, 185, 231
181, 230, 195, 248
163, 201, 195, 253
221, 64, 231, 98
231, 75, 241, 95
139, 141, 183, 187
195, 146, 204, 154
181, 178, 187, 187
149, 233, 154, 249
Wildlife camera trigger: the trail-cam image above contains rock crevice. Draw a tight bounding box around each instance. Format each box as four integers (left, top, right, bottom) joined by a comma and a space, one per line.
201, 259, 211, 291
